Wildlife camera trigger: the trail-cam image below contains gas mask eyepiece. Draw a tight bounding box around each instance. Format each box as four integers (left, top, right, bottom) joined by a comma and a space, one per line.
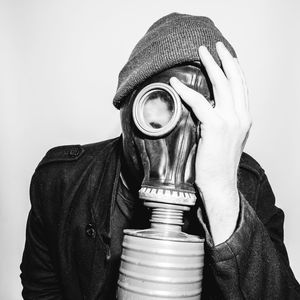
132, 83, 182, 137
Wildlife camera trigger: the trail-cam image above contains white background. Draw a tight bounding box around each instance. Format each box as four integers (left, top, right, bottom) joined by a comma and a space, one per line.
1, 0, 299, 298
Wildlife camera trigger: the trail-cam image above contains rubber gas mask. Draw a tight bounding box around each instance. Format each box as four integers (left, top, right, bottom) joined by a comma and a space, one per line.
120, 63, 213, 210
118, 63, 212, 300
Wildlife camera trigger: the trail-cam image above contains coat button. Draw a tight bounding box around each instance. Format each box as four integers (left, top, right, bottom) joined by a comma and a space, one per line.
69, 147, 80, 158
86, 223, 96, 238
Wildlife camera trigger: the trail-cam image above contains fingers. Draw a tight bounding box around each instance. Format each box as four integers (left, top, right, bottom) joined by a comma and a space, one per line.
216, 42, 246, 115
170, 43, 252, 135
201, 42, 250, 121
198, 45, 227, 88
234, 58, 250, 112
169, 77, 215, 123
217, 45, 251, 134
199, 45, 233, 111
216, 42, 240, 83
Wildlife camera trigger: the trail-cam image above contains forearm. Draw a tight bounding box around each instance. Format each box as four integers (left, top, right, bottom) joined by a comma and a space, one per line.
198, 194, 300, 299
198, 183, 240, 246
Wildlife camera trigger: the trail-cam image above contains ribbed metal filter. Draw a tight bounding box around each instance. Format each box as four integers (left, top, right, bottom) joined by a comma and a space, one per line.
117, 229, 204, 300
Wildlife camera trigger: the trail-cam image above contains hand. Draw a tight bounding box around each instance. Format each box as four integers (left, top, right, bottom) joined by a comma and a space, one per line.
170, 42, 251, 245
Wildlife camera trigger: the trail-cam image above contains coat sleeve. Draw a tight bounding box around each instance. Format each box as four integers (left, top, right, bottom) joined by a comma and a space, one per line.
20, 172, 64, 300
198, 172, 300, 299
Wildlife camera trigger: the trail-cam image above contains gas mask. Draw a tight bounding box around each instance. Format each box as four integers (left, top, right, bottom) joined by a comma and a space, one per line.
120, 63, 213, 205
117, 64, 212, 300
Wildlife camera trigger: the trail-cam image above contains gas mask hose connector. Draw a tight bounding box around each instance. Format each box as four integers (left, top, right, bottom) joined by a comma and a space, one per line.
150, 208, 184, 232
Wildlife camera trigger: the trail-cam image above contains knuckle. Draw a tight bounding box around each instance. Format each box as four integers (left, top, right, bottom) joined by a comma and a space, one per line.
212, 75, 229, 89
230, 72, 243, 85
245, 85, 249, 96
215, 117, 226, 128
248, 118, 253, 128
222, 79, 230, 90
243, 116, 252, 129
240, 119, 252, 135
227, 117, 240, 130
207, 116, 224, 131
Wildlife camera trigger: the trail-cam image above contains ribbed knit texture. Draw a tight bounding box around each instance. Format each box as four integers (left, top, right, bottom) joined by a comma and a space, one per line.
113, 12, 237, 109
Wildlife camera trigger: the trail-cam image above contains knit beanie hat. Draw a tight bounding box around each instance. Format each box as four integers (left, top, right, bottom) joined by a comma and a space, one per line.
113, 12, 236, 109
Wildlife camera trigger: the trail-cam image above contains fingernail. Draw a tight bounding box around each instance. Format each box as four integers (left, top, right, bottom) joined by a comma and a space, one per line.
216, 41, 224, 47
216, 41, 224, 50
217, 42, 229, 53
199, 45, 207, 54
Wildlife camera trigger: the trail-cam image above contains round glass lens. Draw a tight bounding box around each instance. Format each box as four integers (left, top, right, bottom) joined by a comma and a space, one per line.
142, 90, 175, 129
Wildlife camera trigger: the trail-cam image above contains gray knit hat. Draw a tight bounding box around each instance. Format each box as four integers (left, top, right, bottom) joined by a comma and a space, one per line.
113, 12, 236, 109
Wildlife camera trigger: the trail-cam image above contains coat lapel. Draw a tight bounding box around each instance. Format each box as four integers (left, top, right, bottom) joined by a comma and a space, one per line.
88, 137, 122, 299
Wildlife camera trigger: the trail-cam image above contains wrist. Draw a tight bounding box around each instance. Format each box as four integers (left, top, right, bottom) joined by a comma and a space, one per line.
196, 185, 240, 245
199, 188, 239, 217
195, 168, 238, 193
196, 180, 238, 201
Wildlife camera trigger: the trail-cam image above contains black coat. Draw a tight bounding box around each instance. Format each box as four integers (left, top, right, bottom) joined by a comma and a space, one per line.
20, 137, 300, 299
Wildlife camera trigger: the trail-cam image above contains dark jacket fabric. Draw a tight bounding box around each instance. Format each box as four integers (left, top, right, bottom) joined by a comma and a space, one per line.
20, 137, 300, 299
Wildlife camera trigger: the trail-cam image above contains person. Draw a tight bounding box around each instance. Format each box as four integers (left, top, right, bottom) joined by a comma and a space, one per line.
20, 12, 300, 299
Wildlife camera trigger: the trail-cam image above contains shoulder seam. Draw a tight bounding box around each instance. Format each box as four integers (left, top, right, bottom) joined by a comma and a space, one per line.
36, 144, 85, 170
35, 137, 121, 171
